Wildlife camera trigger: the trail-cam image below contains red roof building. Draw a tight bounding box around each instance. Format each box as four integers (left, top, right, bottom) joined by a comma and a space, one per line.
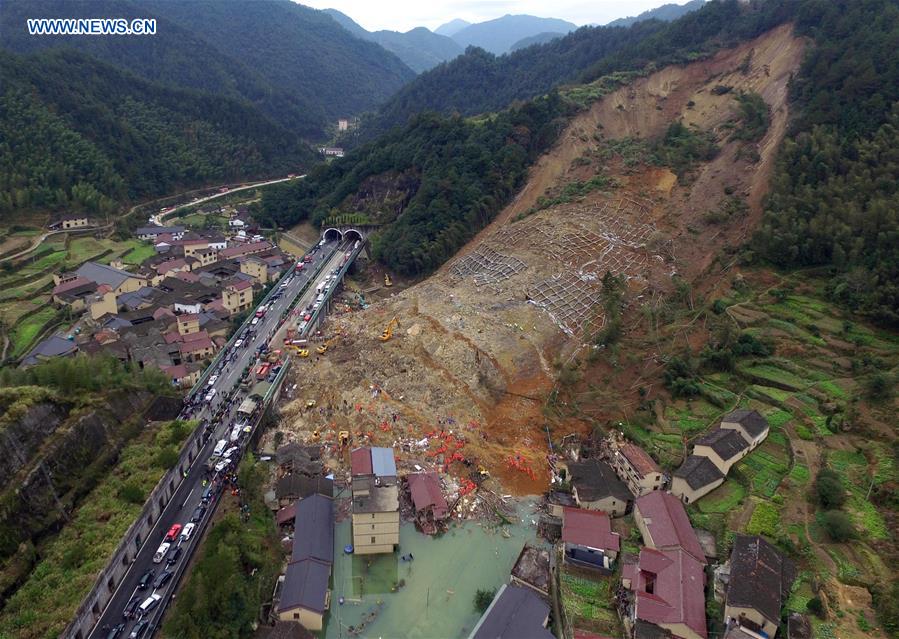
52, 276, 93, 296
561, 507, 620, 553
634, 491, 707, 564
407, 472, 449, 526
350, 447, 372, 476
623, 547, 707, 639
220, 240, 272, 260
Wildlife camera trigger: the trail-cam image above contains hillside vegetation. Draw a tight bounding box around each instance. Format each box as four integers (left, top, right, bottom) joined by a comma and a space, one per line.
0, 49, 312, 220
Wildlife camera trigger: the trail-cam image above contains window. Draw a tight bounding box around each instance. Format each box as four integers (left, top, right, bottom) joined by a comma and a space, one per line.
371, 537, 376, 544
293, 613, 299, 620
372, 524, 375, 530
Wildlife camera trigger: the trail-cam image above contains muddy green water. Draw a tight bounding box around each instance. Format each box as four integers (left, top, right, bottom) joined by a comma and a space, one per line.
324, 503, 540, 639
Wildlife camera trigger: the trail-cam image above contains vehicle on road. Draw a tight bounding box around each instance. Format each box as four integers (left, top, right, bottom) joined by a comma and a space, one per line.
191, 505, 207, 522
255, 305, 267, 318
204, 388, 217, 402
280, 279, 291, 288
213, 439, 227, 456
123, 595, 141, 619
295, 262, 305, 272
234, 339, 244, 348
137, 569, 154, 590
105, 623, 125, 639
303, 255, 313, 263
138, 593, 162, 616
179, 522, 196, 542
223, 446, 238, 459
207, 374, 219, 387
202, 486, 215, 504
165, 546, 182, 565
128, 620, 150, 639
153, 569, 173, 589
153, 542, 170, 564
214, 459, 230, 473
304, 314, 311, 321
251, 317, 260, 326
164, 524, 182, 542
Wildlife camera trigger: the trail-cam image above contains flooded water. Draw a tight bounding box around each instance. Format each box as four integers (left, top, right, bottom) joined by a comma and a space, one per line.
324, 501, 541, 639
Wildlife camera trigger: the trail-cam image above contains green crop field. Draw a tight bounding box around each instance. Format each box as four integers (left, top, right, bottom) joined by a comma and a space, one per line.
698, 480, 745, 513
8, 307, 59, 358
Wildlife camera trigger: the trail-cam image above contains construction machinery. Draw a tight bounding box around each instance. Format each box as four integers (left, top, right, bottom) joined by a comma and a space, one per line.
316, 335, 339, 355
384, 273, 393, 287
297, 349, 309, 358
379, 317, 399, 342
338, 430, 350, 447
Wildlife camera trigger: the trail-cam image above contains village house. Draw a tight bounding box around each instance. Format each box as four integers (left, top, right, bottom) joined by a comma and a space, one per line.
350, 447, 400, 555
73, 261, 147, 295
49, 214, 90, 230
137, 225, 184, 241
51, 277, 98, 313
318, 146, 345, 158
175, 313, 201, 336
561, 507, 620, 571
612, 441, 666, 496
160, 362, 201, 388
468, 584, 555, 639
633, 491, 707, 565
567, 459, 634, 516
724, 535, 796, 638
277, 494, 334, 631
671, 455, 726, 504
222, 279, 255, 314
405, 472, 449, 535
275, 475, 333, 509
510, 544, 551, 599
622, 547, 707, 639
240, 255, 272, 284
720, 410, 770, 448
219, 240, 273, 261
85, 285, 118, 321
692, 429, 751, 475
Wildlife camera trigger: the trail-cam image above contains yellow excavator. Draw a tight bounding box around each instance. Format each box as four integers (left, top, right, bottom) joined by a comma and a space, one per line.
296, 348, 310, 358
316, 335, 339, 355
384, 273, 393, 287
379, 317, 399, 342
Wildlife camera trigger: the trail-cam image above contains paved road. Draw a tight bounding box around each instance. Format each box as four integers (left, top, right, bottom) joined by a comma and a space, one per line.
152, 176, 304, 226
88, 238, 347, 639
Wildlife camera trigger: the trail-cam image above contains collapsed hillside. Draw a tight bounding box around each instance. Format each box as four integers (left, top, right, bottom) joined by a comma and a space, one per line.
277, 24, 804, 491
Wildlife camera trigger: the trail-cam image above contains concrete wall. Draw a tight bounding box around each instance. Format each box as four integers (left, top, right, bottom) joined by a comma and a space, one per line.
65, 421, 208, 639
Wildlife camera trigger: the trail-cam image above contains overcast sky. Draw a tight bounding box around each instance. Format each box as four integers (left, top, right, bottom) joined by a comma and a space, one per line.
297, 0, 693, 33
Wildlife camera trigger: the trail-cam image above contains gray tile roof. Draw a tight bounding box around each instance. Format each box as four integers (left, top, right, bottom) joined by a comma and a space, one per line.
722, 409, 769, 438
695, 428, 749, 461
22, 335, 78, 366
291, 494, 334, 565
75, 261, 136, 290
278, 559, 330, 614
469, 584, 553, 639
674, 455, 725, 490
569, 459, 634, 503
727, 534, 796, 625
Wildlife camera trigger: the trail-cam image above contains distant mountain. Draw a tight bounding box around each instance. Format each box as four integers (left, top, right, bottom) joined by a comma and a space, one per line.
434, 19, 471, 37
0, 0, 415, 137
450, 14, 577, 54
0, 49, 312, 218
606, 0, 706, 28
324, 9, 463, 73
511, 32, 564, 51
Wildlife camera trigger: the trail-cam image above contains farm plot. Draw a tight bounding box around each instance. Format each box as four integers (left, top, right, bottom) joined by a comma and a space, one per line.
736, 433, 790, 498
560, 569, 621, 636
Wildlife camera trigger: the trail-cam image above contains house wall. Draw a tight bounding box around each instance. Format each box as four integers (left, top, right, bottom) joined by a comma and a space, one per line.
63, 217, 89, 229
241, 260, 269, 283
177, 317, 200, 335
278, 606, 325, 631
114, 277, 146, 296
725, 604, 778, 638
613, 455, 665, 496
53, 294, 87, 312
352, 510, 399, 554
573, 489, 628, 517
223, 287, 253, 313
670, 476, 725, 505
89, 292, 118, 320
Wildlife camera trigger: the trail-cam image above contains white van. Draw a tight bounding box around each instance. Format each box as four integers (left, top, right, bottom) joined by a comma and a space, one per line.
315, 283, 325, 294
153, 542, 170, 564
229, 424, 243, 442
139, 593, 162, 615
316, 293, 325, 303
213, 439, 227, 456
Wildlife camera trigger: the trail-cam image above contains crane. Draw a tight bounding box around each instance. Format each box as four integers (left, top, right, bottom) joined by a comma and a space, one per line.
379, 317, 399, 342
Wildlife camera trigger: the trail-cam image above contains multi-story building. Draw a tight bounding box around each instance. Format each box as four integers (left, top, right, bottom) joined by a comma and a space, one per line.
351, 447, 399, 555
612, 442, 666, 496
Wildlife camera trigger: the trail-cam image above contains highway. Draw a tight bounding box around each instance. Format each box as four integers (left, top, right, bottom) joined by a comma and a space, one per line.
88, 237, 350, 639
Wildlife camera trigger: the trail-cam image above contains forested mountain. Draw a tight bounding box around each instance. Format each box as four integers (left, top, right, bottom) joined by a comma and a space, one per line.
259, 94, 572, 275
369, 0, 794, 137
0, 50, 311, 218
324, 9, 463, 73
606, 0, 706, 28
449, 14, 577, 54
0, 0, 415, 137
754, 0, 899, 325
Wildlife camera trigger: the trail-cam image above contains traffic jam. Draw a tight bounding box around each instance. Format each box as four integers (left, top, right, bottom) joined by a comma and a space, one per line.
93, 238, 359, 639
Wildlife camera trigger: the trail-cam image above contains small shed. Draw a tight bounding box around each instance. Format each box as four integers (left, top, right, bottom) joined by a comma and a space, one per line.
406, 472, 448, 534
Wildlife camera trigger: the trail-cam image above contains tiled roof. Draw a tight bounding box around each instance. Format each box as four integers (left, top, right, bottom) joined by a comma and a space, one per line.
694, 428, 749, 461
635, 491, 706, 564
569, 459, 634, 503
619, 442, 662, 475
220, 240, 272, 259
278, 559, 330, 614
561, 507, 620, 552
674, 455, 725, 490
407, 473, 448, 519
630, 548, 707, 639
727, 534, 796, 625
227, 279, 253, 292
350, 447, 372, 476
75, 261, 137, 290
52, 276, 93, 296
470, 584, 554, 639
722, 409, 769, 438
291, 494, 334, 565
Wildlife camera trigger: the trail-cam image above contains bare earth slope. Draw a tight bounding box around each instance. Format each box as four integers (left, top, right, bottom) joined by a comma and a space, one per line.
279, 24, 805, 493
